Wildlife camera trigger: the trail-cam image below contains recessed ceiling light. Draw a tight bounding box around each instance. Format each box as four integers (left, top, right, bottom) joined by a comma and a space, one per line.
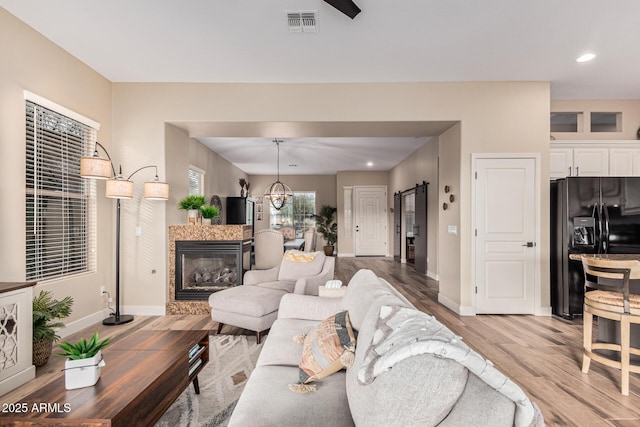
366, 162, 374, 167
576, 53, 596, 63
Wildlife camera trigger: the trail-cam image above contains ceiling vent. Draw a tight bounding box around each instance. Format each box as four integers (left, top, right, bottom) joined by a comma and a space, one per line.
286, 11, 318, 33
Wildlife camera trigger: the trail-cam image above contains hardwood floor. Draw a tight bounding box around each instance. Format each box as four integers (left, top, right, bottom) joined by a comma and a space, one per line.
336, 257, 640, 427
4, 257, 638, 426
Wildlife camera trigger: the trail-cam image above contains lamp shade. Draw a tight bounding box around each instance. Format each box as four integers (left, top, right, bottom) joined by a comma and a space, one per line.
106, 179, 134, 199
80, 157, 112, 179
144, 181, 169, 200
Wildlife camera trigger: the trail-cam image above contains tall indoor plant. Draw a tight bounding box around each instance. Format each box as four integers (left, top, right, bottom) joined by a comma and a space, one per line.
313, 204, 338, 256
32, 290, 74, 367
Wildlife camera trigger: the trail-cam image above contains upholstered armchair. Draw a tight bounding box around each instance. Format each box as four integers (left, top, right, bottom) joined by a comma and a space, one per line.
209, 250, 336, 343
244, 250, 335, 295
253, 229, 284, 270
303, 228, 317, 252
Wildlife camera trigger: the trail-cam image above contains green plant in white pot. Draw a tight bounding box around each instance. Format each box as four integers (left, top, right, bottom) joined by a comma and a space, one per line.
58, 332, 110, 390
200, 204, 220, 225
178, 195, 206, 225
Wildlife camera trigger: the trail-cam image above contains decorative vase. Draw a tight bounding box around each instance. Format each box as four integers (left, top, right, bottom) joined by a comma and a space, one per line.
187, 209, 199, 225
64, 351, 105, 390
202, 218, 212, 225
32, 338, 53, 367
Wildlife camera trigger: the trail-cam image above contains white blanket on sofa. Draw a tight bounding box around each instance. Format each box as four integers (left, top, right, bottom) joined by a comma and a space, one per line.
358, 305, 543, 427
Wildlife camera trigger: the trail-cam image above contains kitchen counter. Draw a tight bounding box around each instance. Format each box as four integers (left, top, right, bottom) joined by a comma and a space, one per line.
569, 253, 640, 279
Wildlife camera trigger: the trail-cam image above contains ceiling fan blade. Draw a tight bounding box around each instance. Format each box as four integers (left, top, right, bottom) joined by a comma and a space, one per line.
324, 0, 361, 19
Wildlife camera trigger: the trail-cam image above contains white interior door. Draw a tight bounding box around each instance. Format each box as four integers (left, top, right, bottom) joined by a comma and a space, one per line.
475, 157, 537, 314
354, 186, 387, 256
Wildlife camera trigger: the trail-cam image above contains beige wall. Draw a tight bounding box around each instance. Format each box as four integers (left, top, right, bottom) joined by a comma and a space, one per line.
94, 81, 553, 314
3, 6, 553, 317
0, 8, 113, 327
438, 124, 462, 306
551, 99, 640, 140
389, 137, 440, 278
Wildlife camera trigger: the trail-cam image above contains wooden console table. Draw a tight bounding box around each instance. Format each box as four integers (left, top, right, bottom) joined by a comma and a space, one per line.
0, 329, 209, 426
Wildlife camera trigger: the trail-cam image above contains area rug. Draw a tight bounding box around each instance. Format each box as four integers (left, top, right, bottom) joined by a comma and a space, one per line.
155, 334, 263, 427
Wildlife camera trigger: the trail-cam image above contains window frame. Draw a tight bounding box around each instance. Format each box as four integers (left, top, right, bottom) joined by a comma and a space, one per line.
269, 191, 316, 238
25, 95, 98, 282
189, 165, 205, 196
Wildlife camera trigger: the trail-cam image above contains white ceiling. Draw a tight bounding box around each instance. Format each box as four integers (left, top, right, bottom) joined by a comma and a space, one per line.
4, 0, 640, 174
199, 137, 432, 175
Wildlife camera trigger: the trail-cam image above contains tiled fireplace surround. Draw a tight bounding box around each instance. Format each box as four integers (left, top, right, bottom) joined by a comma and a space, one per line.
166, 225, 253, 315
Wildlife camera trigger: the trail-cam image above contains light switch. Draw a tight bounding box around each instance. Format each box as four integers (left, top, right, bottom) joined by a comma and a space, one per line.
447, 225, 457, 235
135, 226, 142, 236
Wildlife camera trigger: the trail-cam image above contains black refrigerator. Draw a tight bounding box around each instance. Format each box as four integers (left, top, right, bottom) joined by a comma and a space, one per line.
550, 177, 640, 318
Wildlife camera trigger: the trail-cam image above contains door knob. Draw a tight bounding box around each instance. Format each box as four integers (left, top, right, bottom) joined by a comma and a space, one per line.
522, 242, 536, 247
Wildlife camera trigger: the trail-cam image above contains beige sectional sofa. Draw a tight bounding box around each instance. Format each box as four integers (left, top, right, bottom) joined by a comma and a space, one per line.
228, 269, 544, 427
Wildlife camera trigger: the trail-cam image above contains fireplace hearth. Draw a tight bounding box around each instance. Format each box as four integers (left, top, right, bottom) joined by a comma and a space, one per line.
175, 241, 250, 300
167, 225, 253, 314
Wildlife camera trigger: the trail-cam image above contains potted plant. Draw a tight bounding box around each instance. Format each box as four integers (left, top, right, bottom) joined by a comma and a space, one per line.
178, 194, 206, 225
313, 204, 338, 256
32, 290, 73, 367
200, 204, 220, 225
58, 332, 110, 390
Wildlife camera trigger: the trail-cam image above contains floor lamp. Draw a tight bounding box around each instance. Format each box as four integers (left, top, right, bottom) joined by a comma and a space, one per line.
81, 142, 169, 325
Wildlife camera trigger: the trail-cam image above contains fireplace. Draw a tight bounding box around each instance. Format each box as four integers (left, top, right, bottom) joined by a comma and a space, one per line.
175, 240, 251, 300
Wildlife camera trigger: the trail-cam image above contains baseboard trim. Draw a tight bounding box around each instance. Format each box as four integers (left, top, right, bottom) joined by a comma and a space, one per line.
426, 270, 439, 281
59, 309, 111, 339
337, 253, 355, 257
535, 306, 552, 316
437, 293, 476, 316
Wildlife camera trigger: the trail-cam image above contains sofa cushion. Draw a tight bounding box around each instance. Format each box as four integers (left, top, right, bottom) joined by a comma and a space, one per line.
278, 251, 326, 281
208, 286, 285, 317
257, 318, 320, 367
438, 374, 516, 427
298, 311, 356, 384
228, 365, 354, 427
256, 279, 296, 293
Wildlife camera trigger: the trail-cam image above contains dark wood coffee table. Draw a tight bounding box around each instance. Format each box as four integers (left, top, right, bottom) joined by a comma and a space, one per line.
0, 329, 209, 426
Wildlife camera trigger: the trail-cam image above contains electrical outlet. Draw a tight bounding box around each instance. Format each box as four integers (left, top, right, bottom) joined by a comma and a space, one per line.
100, 286, 106, 297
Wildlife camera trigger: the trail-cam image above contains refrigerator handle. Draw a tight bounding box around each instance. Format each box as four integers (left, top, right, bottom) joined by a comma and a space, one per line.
603, 202, 610, 254
594, 202, 603, 254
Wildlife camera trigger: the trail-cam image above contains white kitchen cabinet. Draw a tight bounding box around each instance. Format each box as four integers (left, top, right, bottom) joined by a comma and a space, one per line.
609, 148, 640, 176
549, 147, 608, 178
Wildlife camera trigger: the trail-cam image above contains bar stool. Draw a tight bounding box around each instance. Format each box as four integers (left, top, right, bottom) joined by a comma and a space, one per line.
581, 256, 640, 396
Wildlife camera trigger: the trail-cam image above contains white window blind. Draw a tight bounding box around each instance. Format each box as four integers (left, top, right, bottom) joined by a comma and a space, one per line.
25, 101, 97, 281
188, 166, 204, 195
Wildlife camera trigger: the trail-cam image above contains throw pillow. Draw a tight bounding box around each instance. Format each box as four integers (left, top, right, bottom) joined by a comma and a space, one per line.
289, 311, 356, 393
283, 250, 317, 263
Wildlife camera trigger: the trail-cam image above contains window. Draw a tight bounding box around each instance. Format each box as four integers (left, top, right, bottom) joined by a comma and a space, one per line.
269, 192, 316, 238
189, 166, 205, 195
550, 112, 582, 132
591, 112, 621, 132
25, 100, 97, 281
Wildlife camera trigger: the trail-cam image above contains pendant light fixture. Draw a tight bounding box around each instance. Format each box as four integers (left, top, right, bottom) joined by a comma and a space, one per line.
264, 139, 293, 210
